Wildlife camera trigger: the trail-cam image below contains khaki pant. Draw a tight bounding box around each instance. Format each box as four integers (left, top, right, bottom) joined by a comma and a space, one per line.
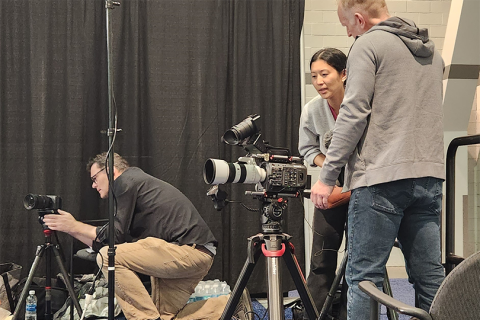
174, 295, 230, 320
98, 237, 224, 320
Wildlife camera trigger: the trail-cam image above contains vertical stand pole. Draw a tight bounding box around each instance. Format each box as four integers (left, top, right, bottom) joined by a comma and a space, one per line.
105, 1, 120, 319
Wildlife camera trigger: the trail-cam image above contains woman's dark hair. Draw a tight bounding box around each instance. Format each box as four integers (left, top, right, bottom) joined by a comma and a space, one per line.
310, 48, 347, 74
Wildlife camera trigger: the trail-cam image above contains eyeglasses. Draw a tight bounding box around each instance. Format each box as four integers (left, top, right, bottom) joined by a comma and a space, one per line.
91, 168, 105, 184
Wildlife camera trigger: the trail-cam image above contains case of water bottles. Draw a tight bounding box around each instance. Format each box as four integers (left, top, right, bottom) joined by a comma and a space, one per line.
187, 279, 231, 303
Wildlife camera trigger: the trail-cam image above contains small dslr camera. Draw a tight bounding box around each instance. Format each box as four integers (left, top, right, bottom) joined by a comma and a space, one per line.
24, 194, 62, 214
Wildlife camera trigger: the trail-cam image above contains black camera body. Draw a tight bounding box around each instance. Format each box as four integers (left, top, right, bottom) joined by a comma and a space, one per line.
204, 115, 307, 232
261, 159, 307, 194
204, 114, 307, 197
24, 194, 62, 215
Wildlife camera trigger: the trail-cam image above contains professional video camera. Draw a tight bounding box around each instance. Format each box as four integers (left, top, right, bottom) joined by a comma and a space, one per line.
203, 114, 307, 233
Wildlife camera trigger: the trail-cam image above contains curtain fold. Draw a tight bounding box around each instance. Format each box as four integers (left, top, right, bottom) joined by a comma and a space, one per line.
0, 0, 304, 294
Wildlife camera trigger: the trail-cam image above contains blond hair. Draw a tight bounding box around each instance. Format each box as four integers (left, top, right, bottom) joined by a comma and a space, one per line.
337, 0, 388, 18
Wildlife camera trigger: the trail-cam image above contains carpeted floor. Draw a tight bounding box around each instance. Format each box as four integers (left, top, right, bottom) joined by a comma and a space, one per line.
251, 278, 415, 320
114, 278, 415, 320
379, 278, 415, 320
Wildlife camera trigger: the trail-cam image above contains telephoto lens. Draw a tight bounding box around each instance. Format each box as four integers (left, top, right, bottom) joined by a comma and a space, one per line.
222, 114, 261, 145
203, 159, 266, 185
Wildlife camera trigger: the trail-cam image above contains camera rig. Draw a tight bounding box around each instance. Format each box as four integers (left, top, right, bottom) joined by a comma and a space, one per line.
203, 114, 307, 233
207, 115, 319, 320
15, 194, 83, 320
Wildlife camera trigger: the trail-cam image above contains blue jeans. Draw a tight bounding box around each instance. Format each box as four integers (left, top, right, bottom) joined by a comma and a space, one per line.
345, 177, 445, 319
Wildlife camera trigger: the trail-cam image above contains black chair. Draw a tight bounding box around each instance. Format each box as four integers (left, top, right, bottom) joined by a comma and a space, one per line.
359, 250, 480, 320
69, 219, 108, 276
68, 219, 108, 320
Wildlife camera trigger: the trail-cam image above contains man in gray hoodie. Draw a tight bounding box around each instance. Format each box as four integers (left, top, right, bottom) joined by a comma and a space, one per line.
309, 0, 445, 318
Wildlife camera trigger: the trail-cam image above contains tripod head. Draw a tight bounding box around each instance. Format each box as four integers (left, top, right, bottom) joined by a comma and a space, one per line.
36, 209, 59, 232
244, 191, 302, 234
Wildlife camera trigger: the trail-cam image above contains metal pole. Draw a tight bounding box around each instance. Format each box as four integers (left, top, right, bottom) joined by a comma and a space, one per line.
263, 236, 285, 320
266, 256, 284, 320
105, 1, 120, 319
445, 134, 480, 274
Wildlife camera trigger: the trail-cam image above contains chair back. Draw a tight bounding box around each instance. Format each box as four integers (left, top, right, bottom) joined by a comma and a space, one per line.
430, 250, 480, 320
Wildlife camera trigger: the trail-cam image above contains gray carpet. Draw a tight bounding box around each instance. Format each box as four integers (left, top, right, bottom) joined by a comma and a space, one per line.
250, 278, 415, 320
379, 278, 415, 320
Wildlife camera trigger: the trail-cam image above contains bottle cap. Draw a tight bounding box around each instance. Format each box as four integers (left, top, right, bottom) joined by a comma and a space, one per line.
29, 290, 35, 295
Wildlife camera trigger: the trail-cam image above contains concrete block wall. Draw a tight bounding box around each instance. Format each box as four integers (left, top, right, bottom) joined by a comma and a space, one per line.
466, 83, 480, 256
303, 0, 452, 102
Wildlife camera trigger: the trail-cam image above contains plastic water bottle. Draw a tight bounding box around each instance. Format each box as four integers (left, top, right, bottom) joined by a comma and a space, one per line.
187, 292, 197, 304
220, 283, 231, 296
188, 280, 232, 303
25, 290, 37, 320
203, 284, 212, 299
194, 281, 206, 301
212, 282, 220, 297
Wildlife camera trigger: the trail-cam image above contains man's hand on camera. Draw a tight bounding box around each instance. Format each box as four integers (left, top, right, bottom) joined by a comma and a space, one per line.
310, 180, 334, 210
43, 210, 98, 247
42, 209, 78, 233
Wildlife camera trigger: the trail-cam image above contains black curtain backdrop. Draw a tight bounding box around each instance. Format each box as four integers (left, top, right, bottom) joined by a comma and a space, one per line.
0, 0, 304, 294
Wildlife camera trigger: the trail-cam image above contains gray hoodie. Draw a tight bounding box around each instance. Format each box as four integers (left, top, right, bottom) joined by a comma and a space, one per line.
320, 17, 445, 190
298, 95, 336, 166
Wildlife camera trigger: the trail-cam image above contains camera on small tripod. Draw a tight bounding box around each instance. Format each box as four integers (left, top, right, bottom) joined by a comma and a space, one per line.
12, 194, 83, 320
203, 114, 308, 233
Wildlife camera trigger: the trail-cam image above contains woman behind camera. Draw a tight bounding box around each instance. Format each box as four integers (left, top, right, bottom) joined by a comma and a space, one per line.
298, 48, 348, 319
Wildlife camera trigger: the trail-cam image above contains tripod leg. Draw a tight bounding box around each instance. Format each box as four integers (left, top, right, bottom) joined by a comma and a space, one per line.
318, 251, 347, 320
12, 246, 45, 320
266, 255, 284, 320
382, 270, 398, 320
282, 243, 318, 320
53, 246, 83, 317
220, 247, 261, 320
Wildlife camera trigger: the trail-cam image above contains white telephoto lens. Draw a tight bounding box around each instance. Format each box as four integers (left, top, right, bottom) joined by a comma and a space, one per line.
203, 159, 266, 185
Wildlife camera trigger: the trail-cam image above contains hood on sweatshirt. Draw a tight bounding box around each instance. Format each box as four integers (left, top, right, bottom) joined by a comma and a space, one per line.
364, 16, 435, 58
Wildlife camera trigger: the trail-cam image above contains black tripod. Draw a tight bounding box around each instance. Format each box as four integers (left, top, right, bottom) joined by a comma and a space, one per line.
12, 226, 82, 320
317, 243, 399, 320
220, 195, 319, 320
